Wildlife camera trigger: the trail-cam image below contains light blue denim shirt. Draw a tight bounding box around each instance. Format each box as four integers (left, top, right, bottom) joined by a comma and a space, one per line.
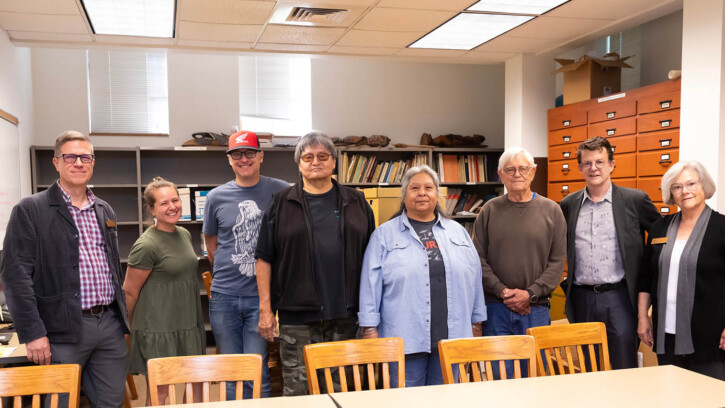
358, 212, 486, 354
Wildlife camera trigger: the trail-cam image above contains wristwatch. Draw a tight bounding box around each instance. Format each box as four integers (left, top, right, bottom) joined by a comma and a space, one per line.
526, 289, 538, 304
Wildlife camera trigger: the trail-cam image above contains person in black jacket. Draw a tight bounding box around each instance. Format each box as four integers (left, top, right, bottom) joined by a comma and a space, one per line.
638, 160, 725, 380
256, 132, 375, 396
0, 131, 130, 406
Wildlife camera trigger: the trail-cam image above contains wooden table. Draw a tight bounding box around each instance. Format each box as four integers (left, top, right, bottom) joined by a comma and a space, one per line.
166, 393, 337, 407
328, 365, 725, 408
0, 332, 27, 365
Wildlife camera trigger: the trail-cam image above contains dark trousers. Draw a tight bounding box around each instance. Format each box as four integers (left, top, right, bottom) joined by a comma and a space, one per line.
49, 307, 128, 408
658, 333, 725, 381
571, 284, 638, 370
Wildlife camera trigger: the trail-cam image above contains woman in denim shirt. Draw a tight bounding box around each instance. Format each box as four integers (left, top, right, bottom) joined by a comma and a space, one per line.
358, 165, 486, 387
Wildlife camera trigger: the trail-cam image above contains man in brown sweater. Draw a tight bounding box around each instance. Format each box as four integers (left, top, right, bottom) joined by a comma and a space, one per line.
473, 146, 566, 377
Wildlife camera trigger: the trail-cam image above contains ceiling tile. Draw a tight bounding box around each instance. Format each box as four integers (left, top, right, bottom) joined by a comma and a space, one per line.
0, 12, 87, 33
327, 45, 398, 55
0, 0, 79, 14
180, 0, 274, 25
275, 0, 379, 6
258, 25, 345, 45
95, 35, 176, 45
474, 36, 561, 54
354, 8, 454, 32
507, 16, 613, 40
462, 51, 516, 62
547, 0, 670, 20
395, 48, 467, 57
377, 0, 478, 11
336, 29, 421, 47
178, 39, 254, 49
255, 43, 330, 52
178, 21, 263, 42
8, 30, 91, 42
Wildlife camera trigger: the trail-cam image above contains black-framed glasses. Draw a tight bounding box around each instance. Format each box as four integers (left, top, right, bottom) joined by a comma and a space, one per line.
502, 166, 531, 176
228, 150, 258, 160
56, 153, 95, 164
300, 152, 332, 163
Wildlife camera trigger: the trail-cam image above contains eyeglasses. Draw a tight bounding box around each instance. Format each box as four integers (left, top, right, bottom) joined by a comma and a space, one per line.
228, 150, 258, 160
670, 180, 701, 195
580, 160, 608, 170
56, 153, 95, 164
300, 152, 332, 163
502, 166, 532, 176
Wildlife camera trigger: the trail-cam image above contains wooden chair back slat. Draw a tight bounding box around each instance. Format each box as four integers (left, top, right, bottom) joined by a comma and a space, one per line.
147, 354, 262, 405
381, 362, 390, 388
470, 362, 482, 382
438, 336, 537, 384
0, 364, 81, 408
303, 338, 405, 394
527, 322, 611, 376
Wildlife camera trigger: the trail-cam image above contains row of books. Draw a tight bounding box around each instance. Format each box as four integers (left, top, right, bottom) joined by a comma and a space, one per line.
343, 153, 428, 184
444, 188, 503, 216
437, 153, 491, 183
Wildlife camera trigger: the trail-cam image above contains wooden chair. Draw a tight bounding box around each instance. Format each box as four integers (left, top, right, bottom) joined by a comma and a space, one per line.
303, 337, 405, 394
146, 354, 262, 405
526, 322, 611, 376
438, 335, 537, 383
0, 364, 81, 408
201, 271, 212, 298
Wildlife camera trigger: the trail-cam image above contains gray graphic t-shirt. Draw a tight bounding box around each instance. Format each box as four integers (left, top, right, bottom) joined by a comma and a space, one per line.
202, 177, 289, 296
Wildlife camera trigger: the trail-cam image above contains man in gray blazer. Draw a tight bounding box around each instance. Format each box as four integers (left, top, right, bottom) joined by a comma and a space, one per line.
560, 137, 660, 369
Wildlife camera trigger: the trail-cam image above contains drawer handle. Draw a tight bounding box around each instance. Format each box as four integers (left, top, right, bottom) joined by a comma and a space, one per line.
660, 207, 670, 214
606, 128, 616, 136
659, 138, 672, 147
659, 159, 672, 165
660, 120, 671, 128
660, 100, 672, 109
561, 164, 570, 173
561, 190, 570, 196
563, 120, 571, 127
606, 111, 616, 119
563, 136, 571, 143
563, 152, 571, 158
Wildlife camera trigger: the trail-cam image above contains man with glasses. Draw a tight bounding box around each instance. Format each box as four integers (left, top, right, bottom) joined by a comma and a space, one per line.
472, 146, 566, 377
1, 131, 129, 407
256, 132, 375, 395
560, 136, 660, 369
202, 130, 288, 399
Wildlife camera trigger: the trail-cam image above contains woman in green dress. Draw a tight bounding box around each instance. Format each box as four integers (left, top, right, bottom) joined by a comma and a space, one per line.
124, 177, 206, 404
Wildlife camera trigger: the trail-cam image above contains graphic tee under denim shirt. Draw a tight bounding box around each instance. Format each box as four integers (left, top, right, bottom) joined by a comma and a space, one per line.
202, 177, 289, 296
408, 216, 449, 349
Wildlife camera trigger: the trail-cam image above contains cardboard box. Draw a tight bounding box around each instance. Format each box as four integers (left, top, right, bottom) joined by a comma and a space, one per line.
555, 53, 633, 105
363, 186, 447, 227
178, 188, 192, 221
195, 190, 209, 221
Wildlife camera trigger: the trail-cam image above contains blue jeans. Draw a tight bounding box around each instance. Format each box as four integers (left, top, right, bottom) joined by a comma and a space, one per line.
209, 292, 271, 399
483, 302, 551, 379
390, 350, 456, 387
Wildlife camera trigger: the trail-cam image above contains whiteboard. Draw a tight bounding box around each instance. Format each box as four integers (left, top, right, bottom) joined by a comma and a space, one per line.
0, 118, 20, 250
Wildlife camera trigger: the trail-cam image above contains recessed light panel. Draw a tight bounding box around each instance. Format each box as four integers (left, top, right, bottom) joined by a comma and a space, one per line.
82, 0, 175, 38
467, 0, 569, 15
409, 13, 532, 50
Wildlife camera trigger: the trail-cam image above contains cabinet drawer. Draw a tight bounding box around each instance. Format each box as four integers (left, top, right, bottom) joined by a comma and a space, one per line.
653, 202, 678, 216
548, 145, 578, 162
608, 135, 636, 155
637, 130, 679, 152
612, 153, 636, 179
638, 109, 680, 133
589, 116, 637, 138
589, 100, 637, 123
548, 159, 583, 182
548, 181, 585, 202
637, 149, 679, 177
548, 126, 587, 147
548, 105, 587, 131
613, 178, 637, 189
638, 91, 680, 115
637, 177, 664, 202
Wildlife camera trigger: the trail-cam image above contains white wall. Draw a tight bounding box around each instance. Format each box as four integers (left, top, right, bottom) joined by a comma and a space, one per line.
0, 30, 34, 198
640, 10, 683, 87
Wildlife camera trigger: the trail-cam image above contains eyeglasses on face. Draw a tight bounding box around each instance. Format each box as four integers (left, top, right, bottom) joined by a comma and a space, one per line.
502, 166, 531, 176
670, 180, 701, 195
228, 150, 258, 160
56, 153, 95, 164
580, 160, 608, 170
300, 152, 332, 163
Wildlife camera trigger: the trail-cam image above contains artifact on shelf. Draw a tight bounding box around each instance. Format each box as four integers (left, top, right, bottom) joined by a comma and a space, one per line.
182, 131, 229, 147
420, 133, 486, 147
332, 135, 391, 147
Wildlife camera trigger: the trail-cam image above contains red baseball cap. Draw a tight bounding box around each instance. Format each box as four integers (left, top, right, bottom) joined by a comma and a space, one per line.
227, 131, 261, 153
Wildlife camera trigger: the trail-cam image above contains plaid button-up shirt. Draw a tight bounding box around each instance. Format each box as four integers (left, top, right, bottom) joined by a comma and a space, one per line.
59, 186, 115, 309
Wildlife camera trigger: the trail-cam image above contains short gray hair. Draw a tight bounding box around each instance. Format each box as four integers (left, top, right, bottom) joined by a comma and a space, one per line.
660, 160, 716, 205
294, 132, 338, 163
498, 147, 537, 172
394, 165, 446, 218
54, 130, 93, 156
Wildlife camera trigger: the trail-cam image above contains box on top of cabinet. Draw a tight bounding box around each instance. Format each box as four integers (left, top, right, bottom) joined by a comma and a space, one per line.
555, 53, 633, 105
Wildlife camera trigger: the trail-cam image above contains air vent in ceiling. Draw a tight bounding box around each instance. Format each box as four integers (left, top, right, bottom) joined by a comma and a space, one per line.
287, 7, 348, 24
269, 3, 364, 27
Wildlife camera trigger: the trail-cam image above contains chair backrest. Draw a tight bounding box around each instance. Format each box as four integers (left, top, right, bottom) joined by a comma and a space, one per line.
0, 364, 81, 408
438, 335, 537, 383
303, 337, 405, 394
146, 354, 262, 405
201, 271, 212, 298
526, 322, 611, 376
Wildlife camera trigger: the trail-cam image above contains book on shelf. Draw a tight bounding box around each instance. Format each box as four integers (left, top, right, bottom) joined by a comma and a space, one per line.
178, 188, 192, 221
436, 153, 491, 183
194, 190, 209, 221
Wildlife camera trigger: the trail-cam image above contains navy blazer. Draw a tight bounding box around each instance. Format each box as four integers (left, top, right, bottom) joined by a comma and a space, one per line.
560, 183, 661, 319
0, 181, 129, 344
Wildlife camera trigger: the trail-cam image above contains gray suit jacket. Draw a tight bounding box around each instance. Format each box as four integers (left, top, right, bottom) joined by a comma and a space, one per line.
560, 183, 660, 319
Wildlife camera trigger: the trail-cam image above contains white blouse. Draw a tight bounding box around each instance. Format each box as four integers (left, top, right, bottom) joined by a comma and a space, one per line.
665, 239, 688, 334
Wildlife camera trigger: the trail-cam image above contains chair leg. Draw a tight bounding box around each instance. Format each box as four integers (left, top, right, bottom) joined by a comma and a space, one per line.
127, 375, 138, 399
123, 387, 132, 408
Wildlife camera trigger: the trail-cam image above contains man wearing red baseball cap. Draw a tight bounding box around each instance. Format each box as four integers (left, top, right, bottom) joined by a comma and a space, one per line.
203, 130, 289, 399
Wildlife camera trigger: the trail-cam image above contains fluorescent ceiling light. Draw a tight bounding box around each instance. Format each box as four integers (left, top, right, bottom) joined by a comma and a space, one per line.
409, 13, 533, 50
467, 0, 569, 15
82, 0, 175, 38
